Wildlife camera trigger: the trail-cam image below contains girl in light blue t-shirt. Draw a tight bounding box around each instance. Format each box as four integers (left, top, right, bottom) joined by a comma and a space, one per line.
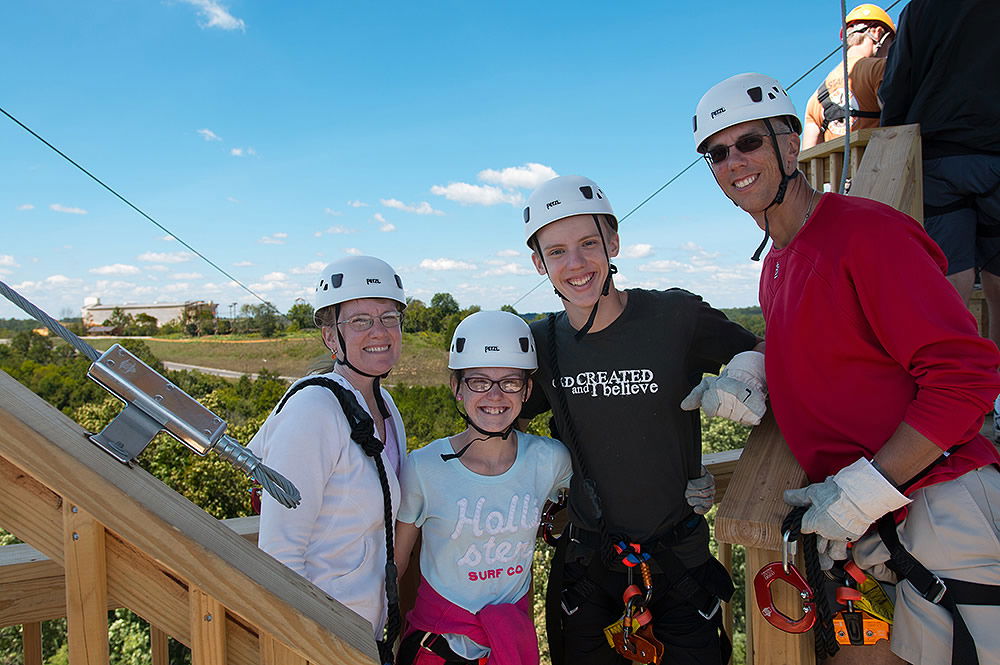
395, 310, 571, 665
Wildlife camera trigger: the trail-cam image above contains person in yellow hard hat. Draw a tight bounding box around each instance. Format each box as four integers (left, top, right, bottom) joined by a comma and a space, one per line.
801, 4, 896, 150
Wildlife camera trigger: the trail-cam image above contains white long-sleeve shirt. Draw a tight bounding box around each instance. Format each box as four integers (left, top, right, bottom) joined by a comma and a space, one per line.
248, 371, 406, 637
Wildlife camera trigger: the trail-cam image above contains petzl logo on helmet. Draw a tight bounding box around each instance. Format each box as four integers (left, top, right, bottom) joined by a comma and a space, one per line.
711, 107, 726, 119
545, 199, 561, 209
484, 345, 501, 352
366, 278, 382, 285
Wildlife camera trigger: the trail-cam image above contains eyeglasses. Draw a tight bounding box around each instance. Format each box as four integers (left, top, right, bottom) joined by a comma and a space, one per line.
703, 132, 791, 166
462, 376, 526, 394
336, 311, 403, 332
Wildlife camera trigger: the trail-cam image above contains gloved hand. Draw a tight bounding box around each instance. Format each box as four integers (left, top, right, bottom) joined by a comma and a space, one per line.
680, 350, 767, 425
784, 458, 911, 569
685, 465, 716, 515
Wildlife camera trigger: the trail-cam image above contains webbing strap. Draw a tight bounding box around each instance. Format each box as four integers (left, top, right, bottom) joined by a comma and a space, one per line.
878, 515, 1000, 665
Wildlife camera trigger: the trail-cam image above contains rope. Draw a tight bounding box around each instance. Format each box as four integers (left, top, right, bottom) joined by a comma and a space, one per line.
274, 378, 400, 662
782, 506, 840, 660
0, 278, 99, 361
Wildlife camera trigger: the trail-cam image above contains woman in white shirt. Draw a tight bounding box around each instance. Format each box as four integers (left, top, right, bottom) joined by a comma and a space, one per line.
250, 256, 407, 662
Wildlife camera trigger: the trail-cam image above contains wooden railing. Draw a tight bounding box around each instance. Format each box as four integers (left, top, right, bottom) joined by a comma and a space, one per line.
3, 448, 743, 664
716, 124, 925, 665
0, 371, 379, 665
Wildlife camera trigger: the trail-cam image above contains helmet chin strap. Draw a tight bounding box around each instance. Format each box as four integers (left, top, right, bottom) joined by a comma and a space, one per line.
750, 118, 800, 261
441, 377, 523, 462
534, 216, 618, 341
332, 303, 392, 419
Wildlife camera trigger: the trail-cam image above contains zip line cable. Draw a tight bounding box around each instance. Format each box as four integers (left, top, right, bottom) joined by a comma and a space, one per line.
511, 0, 905, 310
0, 105, 283, 317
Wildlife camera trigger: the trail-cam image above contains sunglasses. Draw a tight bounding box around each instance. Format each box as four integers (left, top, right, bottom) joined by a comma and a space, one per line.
703, 132, 791, 166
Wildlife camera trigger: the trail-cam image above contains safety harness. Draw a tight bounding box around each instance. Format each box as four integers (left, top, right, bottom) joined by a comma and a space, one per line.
273, 377, 400, 665
543, 315, 732, 665
814, 81, 880, 138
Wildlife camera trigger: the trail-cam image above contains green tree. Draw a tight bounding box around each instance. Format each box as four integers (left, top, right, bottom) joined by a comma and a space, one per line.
287, 302, 315, 330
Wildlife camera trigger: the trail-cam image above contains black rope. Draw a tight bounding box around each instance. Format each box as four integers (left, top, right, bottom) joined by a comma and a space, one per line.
782, 506, 840, 660
275, 378, 400, 663
546, 314, 623, 565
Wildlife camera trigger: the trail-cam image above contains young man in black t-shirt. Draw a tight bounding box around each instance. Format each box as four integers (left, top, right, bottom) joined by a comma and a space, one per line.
520, 175, 765, 665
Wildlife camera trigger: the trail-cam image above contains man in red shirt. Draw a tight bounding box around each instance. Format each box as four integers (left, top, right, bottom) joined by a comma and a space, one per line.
693, 73, 1000, 665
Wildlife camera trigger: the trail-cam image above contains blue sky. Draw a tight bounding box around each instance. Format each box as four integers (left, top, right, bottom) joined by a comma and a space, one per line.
0, 1, 904, 321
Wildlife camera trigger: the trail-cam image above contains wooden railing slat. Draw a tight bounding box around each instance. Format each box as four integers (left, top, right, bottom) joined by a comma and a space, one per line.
191, 587, 228, 665
22, 622, 43, 665
64, 504, 109, 665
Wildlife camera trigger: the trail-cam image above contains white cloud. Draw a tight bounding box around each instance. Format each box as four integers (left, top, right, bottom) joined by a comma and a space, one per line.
50, 203, 87, 215
230, 147, 256, 157
621, 243, 654, 259
262, 272, 288, 281
345, 248, 362, 255
478, 163, 558, 189
637, 260, 688, 273
44, 274, 74, 285
480, 263, 533, 277
419, 258, 477, 271
138, 251, 192, 264
146, 265, 169, 272
681, 241, 702, 252
179, 0, 246, 31
380, 198, 444, 216
259, 232, 287, 245
373, 213, 395, 232
172, 272, 204, 280
321, 225, 356, 235
227, 196, 240, 203
16, 204, 34, 211
323, 207, 343, 216
0, 255, 18, 267
430, 182, 522, 206
291, 261, 326, 275
233, 260, 253, 267
90, 264, 141, 275
196, 128, 222, 141
347, 200, 369, 208
161, 235, 175, 242
496, 249, 521, 257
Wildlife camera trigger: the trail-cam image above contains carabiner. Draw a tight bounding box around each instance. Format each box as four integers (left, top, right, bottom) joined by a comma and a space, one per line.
753, 561, 817, 633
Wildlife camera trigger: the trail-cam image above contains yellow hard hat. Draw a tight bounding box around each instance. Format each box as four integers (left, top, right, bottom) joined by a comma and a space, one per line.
844, 4, 896, 34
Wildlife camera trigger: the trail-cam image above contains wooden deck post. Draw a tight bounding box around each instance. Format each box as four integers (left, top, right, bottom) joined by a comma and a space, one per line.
151, 625, 170, 665
22, 622, 43, 665
64, 503, 110, 664
190, 586, 228, 665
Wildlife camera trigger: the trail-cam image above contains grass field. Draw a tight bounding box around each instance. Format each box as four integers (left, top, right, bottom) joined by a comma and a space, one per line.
87, 331, 451, 386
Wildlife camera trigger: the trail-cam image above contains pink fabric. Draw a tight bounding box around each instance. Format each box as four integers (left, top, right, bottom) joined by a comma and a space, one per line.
404, 577, 538, 665
759, 193, 1000, 496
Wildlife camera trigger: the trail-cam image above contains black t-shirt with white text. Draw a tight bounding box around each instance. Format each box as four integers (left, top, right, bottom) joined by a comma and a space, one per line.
524, 288, 757, 566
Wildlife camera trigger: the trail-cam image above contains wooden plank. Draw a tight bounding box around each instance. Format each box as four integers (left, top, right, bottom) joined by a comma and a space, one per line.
64, 504, 110, 665
151, 625, 170, 665
23, 622, 43, 665
798, 127, 877, 163
0, 456, 64, 562
830, 152, 844, 193
260, 633, 309, 665
715, 411, 807, 550
849, 124, 922, 220
190, 586, 227, 665
745, 547, 813, 665
0, 371, 378, 665
704, 448, 741, 503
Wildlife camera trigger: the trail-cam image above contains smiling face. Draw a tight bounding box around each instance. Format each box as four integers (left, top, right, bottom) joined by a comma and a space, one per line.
704, 118, 800, 216
531, 214, 619, 309
320, 297, 402, 378
453, 367, 531, 433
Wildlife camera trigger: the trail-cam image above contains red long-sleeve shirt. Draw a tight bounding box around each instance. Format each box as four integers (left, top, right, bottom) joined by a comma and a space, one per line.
760, 193, 1000, 492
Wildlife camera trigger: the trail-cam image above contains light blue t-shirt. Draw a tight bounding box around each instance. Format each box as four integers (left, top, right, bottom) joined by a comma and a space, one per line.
398, 431, 572, 614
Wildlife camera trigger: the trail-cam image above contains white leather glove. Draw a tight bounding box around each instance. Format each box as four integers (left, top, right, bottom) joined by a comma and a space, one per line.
680, 350, 767, 425
685, 465, 716, 515
784, 458, 911, 569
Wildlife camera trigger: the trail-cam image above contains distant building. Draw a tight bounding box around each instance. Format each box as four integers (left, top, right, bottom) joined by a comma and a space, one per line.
80, 297, 218, 328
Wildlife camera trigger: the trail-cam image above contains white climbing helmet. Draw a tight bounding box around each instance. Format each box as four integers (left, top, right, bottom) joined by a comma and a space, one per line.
314, 256, 406, 312
523, 175, 617, 247
449, 310, 537, 371
693, 73, 802, 154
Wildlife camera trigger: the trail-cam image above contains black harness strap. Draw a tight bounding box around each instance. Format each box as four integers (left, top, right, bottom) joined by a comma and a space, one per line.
815, 82, 880, 136
878, 515, 1000, 665
275, 377, 400, 665
397, 631, 480, 665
